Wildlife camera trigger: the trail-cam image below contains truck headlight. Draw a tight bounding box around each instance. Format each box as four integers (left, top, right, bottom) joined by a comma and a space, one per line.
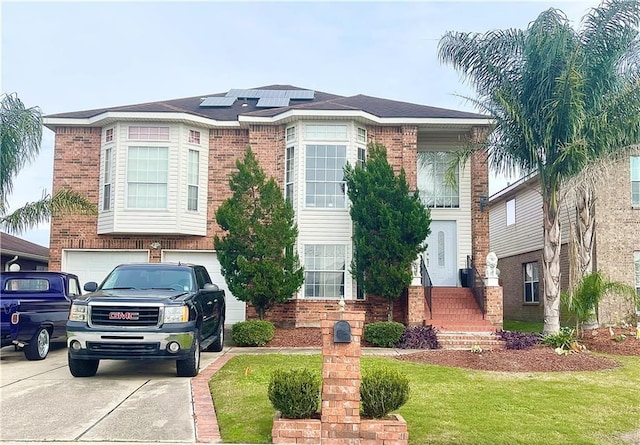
69, 304, 88, 322
164, 306, 189, 323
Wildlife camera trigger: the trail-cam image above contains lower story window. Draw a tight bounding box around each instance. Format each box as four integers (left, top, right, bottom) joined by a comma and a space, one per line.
523, 262, 539, 303
304, 244, 346, 299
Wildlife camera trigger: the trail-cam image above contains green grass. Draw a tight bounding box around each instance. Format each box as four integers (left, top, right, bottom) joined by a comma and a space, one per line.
503, 320, 544, 333
209, 354, 640, 445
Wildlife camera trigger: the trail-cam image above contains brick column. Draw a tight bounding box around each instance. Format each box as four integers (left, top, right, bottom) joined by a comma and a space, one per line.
406, 287, 425, 326
321, 310, 365, 445
485, 286, 504, 329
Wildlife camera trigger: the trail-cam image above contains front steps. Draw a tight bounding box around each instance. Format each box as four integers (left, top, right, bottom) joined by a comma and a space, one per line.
426, 287, 504, 350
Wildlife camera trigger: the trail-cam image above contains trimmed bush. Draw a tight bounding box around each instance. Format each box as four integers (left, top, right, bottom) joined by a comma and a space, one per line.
360, 367, 410, 419
397, 325, 440, 349
497, 330, 541, 350
231, 320, 275, 346
363, 321, 405, 347
268, 368, 321, 419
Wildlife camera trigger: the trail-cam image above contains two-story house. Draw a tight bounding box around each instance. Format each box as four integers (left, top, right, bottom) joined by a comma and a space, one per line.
489, 152, 640, 326
43, 85, 496, 329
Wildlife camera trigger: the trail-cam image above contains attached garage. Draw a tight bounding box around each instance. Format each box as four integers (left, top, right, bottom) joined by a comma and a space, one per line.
62, 250, 149, 288
162, 250, 245, 325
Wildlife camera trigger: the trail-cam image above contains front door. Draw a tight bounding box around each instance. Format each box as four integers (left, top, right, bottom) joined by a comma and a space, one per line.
424, 221, 457, 286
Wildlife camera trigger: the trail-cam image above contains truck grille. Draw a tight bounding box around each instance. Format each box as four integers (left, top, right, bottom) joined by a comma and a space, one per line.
90, 305, 160, 327
87, 342, 160, 356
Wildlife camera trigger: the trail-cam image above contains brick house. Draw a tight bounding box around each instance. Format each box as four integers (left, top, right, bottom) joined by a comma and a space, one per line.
489, 153, 640, 326
43, 85, 498, 330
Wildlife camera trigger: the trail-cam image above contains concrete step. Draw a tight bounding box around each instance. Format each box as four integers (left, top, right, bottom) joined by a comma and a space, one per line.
436, 331, 504, 350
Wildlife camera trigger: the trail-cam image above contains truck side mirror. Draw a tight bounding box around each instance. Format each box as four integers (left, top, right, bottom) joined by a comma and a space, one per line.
84, 282, 98, 292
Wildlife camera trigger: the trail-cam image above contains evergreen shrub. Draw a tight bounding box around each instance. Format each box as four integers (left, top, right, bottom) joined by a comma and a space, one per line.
268, 368, 321, 419
231, 320, 275, 346
363, 321, 405, 347
360, 368, 410, 419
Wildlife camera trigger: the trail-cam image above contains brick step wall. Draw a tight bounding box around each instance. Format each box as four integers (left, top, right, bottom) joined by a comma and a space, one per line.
436, 332, 504, 350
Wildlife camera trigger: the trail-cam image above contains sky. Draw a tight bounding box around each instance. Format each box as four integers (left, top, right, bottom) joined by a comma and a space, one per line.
2, 0, 601, 247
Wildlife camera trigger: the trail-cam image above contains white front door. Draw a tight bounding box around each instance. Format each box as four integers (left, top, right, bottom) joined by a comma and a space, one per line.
424, 221, 457, 286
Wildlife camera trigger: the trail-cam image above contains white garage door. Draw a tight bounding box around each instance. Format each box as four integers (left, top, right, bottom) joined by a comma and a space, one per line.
62, 250, 149, 288
162, 250, 245, 325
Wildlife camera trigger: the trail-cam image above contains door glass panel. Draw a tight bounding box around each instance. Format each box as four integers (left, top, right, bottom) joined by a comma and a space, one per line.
438, 231, 445, 267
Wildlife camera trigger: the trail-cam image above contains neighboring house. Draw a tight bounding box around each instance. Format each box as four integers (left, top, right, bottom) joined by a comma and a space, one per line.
43, 85, 494, 328
0, 232, 49, 271
489, 152, 640, 325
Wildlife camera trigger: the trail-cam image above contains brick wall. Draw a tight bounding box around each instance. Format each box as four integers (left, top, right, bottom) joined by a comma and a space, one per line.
367, 126, 418, 190
498, 246, 570, 323
248, 124, 285, 188
470, 127, 490, 276
247, 293, 410, 327
594, 154, 640, 324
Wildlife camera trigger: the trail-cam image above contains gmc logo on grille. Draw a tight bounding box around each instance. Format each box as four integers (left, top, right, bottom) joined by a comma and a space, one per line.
108, 311, 140, 320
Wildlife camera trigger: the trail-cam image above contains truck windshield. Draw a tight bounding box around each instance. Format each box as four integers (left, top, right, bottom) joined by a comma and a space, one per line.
101, 267, 193, 292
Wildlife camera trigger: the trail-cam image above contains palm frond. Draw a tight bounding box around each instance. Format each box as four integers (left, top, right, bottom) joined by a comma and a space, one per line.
0, 93, 42, 214
1, 188, 97, 234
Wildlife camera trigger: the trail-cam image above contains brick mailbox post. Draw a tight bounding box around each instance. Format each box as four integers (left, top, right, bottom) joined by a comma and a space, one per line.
272, 309, 408, 444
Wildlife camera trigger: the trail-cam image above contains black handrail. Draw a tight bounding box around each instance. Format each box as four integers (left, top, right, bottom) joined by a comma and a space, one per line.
420, 254, 433, 319
467, 255, 485, 318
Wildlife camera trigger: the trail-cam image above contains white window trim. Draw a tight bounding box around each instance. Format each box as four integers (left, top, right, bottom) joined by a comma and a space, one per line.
506, 198, 516, 226
303, 244, 347, 299
523, 262, 539, 304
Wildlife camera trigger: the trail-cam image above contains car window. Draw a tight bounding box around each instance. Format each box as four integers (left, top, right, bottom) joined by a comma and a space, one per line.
68, 278, 82, 297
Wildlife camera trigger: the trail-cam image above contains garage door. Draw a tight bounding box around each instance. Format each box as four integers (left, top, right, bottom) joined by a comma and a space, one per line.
162, 250, 245, 325
62, 250, 149, 289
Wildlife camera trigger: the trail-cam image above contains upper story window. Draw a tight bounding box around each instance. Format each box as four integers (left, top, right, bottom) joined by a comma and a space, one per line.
357, 127, 367, 143
417, 151, 459, 208
286, 146, 295, 202
128, 126, 170, 141
188, 130, 201, 144
305, 124, 348, 140
286, 126, 296, 142
305, 145, 347, 209
632, 157, 640, 206
506, 198, 516, 226
187, 149, 199, 211
523, 262, 539, 303
127, 146, 168, 209
103, 148, 112, 211
304, 244, 346, 299
105, 128, 114, 142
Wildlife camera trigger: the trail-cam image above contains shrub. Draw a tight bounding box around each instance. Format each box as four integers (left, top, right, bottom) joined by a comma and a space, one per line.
541, 327, 576, 350
363, 321, 405, 347
397, 325, 440, 349
268, 368, 321, 419
231, 320, 275, 346
360, 367, 410, 419
497, 330, 541, 350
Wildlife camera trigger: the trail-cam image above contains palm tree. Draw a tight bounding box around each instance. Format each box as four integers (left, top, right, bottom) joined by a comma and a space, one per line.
0, 93, 96, 234
438, 0, 640, 334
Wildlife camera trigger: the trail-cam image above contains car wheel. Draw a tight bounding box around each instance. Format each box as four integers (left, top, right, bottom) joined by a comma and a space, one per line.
68, 353, 99, 377
207, 319, 225, 352
176, 336, 200, 377
24, 328, 50, 360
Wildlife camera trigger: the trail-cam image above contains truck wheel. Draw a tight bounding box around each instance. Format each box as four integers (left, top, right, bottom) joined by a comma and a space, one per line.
207, 319, 225, 352
68, 354, 99, 377
176, 337, 200, 377
24, 328, 50, 360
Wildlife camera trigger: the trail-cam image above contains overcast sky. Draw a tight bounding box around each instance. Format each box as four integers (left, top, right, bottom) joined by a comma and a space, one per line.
2, 0, 601, 247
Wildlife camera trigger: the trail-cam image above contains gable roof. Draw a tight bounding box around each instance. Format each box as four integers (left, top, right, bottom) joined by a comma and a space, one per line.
0, 232, 49, 262
44, 84, 489, 127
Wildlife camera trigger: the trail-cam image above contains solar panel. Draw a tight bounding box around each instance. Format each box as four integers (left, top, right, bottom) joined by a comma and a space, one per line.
226, 89, 262, 98
256, 97, 291, 107
287, 90, 315, 99
200, 97, 236, 107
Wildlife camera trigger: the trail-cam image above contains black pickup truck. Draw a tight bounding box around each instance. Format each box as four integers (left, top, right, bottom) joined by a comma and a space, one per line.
1, 271, 82, 360
67, 262, 226, 377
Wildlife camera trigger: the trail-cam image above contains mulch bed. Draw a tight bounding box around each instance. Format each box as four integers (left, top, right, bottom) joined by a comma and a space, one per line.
264, 326, 640, 372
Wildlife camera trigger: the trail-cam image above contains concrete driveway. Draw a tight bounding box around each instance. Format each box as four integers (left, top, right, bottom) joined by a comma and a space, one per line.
0, 341, 224, 444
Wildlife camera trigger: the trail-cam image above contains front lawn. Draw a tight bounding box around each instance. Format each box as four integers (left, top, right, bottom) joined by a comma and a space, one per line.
209, 353, 640, 445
